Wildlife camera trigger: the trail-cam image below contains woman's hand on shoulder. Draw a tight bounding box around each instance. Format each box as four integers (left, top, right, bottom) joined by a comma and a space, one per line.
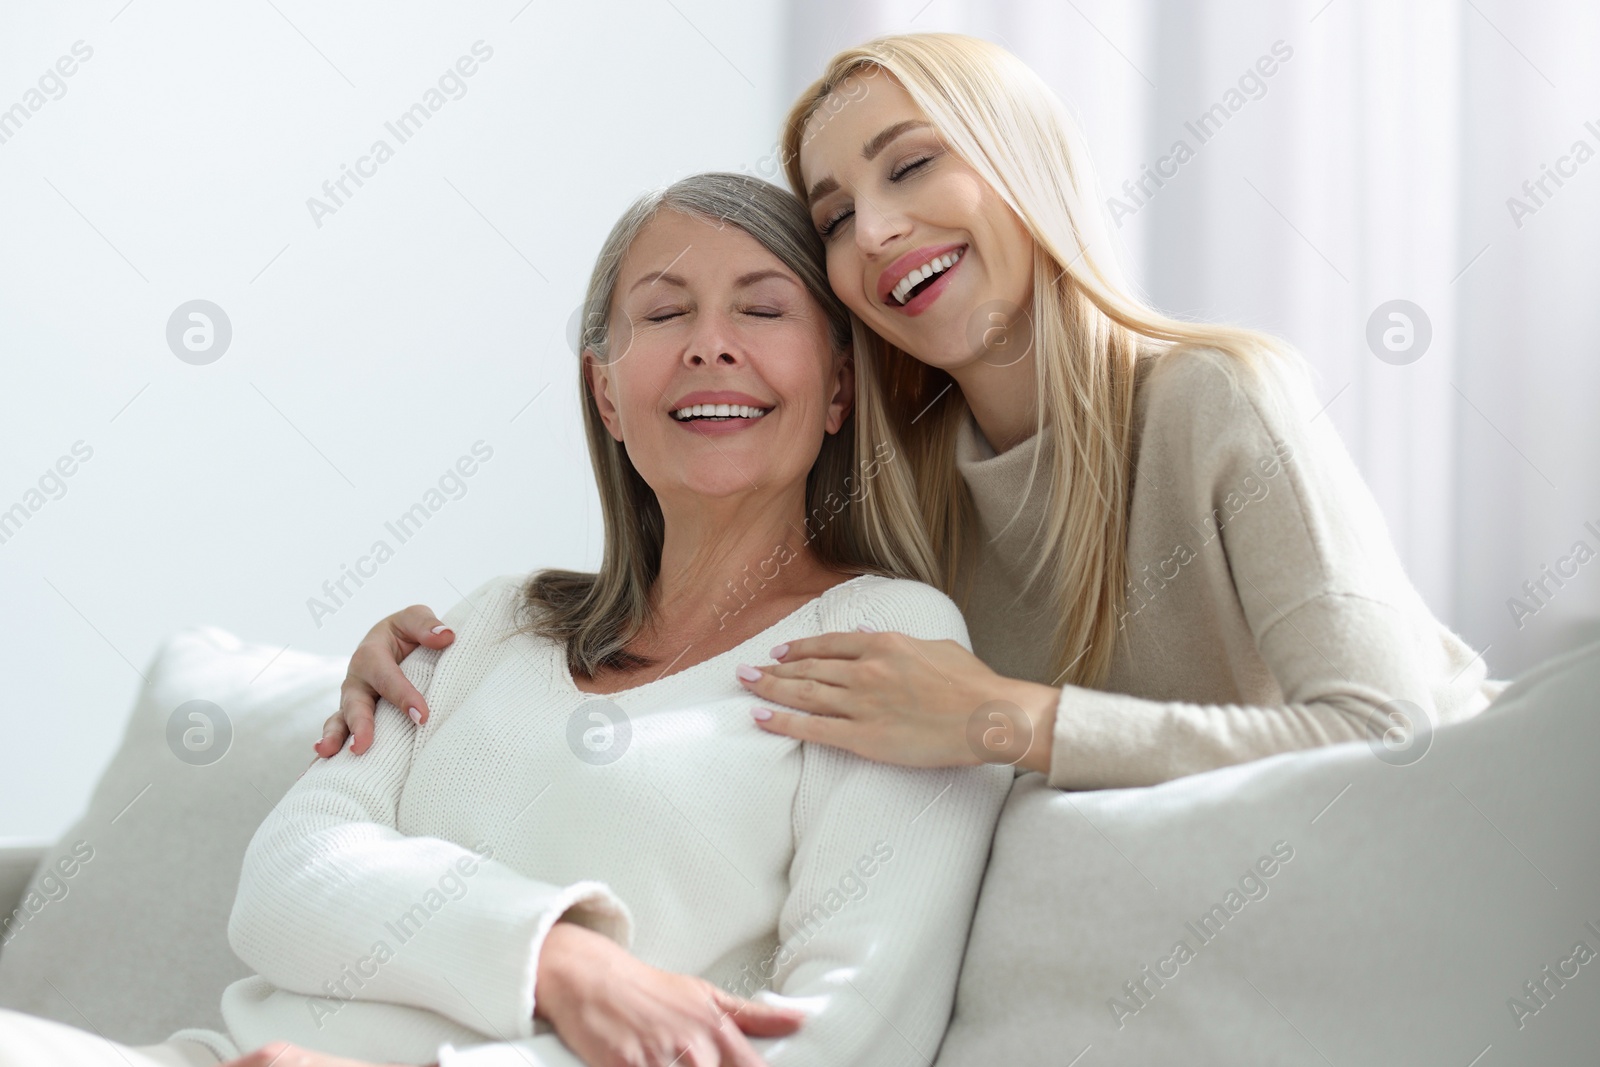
536, 922, 803, 1067
315, 605, 455, 758
737, 627, 1059, 772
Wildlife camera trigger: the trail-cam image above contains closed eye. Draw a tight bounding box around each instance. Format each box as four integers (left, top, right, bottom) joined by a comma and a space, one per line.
890, 155, 933, 181
818, 206, 853, 240
644, 310, 684, 322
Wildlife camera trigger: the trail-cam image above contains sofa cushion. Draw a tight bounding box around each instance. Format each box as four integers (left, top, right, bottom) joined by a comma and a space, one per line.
0, 627, 344, 1044
933, 642, 1600, 1066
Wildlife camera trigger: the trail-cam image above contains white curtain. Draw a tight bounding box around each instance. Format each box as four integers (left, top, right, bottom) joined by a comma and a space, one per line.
782, 0, 1600, 676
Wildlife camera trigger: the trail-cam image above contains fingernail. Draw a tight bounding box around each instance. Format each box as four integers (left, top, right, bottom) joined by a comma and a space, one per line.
770, 643, 789, 660
736, 663, 762, 682
751, 707, 773, 721
857, 623, 876, 633
408, 707, 423, 724
431, 625, 450, 635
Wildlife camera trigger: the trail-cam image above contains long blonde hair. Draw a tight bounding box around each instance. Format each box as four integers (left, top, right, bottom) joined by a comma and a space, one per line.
783, 34, 1304, 688
520, 172, 940, 678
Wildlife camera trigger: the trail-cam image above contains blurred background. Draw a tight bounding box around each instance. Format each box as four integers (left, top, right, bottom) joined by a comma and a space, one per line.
2, 0, 1595, 842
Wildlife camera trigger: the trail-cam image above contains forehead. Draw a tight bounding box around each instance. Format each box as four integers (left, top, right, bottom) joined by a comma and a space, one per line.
617, 209, 787, 284
798, 71, 923, 189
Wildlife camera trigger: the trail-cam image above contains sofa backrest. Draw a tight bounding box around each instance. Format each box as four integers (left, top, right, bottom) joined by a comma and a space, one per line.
932, 641, 1600, 1066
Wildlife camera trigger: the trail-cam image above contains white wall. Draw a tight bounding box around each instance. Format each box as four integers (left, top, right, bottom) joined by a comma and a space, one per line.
0, 0, 788, 841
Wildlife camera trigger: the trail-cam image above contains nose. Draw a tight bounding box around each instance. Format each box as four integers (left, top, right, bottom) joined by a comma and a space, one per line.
684, 308, 742, 367
853, 193, 909, 257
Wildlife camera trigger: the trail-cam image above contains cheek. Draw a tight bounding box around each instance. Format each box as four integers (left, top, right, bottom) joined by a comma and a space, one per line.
609, 348, 674, 429
980, 194, 1034, 279
767, 331, 838, 419
942, 171, 1027, 268
916, 167, 986, 229
827, 251, 869, 319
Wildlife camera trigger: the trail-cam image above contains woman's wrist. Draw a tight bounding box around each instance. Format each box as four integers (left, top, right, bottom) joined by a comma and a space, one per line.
1002, 678, 1060, 776
534, 922, 595, 1023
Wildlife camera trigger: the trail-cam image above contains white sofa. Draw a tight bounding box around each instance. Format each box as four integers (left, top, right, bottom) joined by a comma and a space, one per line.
1, 626, 1595, 1065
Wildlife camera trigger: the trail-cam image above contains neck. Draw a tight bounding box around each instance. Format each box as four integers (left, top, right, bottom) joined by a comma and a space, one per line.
649, 488, 831, 639
948, 343, 1041, 454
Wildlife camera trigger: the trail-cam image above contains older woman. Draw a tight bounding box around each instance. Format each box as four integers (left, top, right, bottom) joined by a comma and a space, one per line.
0, 173, 1009, 1067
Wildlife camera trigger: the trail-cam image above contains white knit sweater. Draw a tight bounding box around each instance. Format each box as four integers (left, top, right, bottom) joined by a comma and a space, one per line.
212, 572, 1011, 1067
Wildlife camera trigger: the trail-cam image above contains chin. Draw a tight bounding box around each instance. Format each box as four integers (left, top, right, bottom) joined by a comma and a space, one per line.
887, 328, 976, 374
681, 469, 774, 499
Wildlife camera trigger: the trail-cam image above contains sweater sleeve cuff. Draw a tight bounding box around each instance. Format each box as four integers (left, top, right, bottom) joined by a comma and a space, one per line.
522, 880, 634, 1026
446, 879, 632, 1042
1046, 685, 1170, 791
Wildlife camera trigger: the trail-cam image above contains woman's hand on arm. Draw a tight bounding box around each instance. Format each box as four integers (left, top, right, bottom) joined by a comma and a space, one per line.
738, 629, 1061, 775
316, 604, 455, 757
535, 922, 803, 1067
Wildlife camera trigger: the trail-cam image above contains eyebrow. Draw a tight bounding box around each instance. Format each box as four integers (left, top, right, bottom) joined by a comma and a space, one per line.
628, 268, 797, 293
631, 270, 685, 292
806, 119, 933, 204
864, 119, 930, 161
734, 269, 798, 289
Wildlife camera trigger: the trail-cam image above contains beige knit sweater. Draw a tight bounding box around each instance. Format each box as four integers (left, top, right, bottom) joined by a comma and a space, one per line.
954, 346, 1504, 790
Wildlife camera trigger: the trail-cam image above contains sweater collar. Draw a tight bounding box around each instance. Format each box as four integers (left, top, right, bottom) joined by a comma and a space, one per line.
952, 352, 1157, 537
953, 410, 1055, 561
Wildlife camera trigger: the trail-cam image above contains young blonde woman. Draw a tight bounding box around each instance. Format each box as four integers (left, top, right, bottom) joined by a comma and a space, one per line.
322, 33, 1500, 791
0, 174, 1010, 1067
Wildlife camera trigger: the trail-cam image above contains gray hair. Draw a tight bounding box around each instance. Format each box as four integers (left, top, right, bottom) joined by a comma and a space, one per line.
577, 172, 851, 359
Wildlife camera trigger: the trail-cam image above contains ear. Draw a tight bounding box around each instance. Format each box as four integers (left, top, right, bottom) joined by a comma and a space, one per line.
824, 344, 856, 435
584, 351, 625, 442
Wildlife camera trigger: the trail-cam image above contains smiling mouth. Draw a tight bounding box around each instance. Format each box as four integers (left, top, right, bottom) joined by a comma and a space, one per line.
669, 403, 772, 422
888, 247, 965, 307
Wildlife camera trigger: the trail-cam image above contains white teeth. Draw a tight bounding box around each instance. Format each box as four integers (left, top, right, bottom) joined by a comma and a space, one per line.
890, 249, 963, 305
670, 403, 771, 421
